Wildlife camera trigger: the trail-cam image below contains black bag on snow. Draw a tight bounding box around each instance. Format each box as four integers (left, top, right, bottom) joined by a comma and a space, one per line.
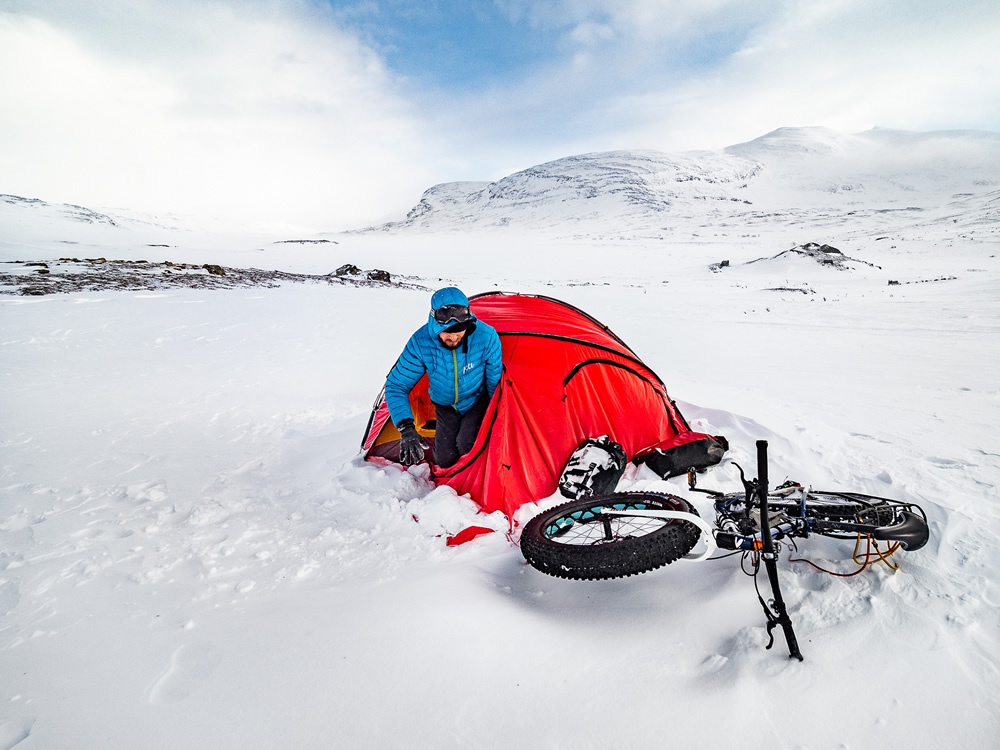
636, 434, 729, 479
558, 436, 628, 499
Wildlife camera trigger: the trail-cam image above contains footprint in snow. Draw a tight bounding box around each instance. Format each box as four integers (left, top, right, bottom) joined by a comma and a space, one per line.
146, 642, 221, 705
0, 718, 35, 750
70, 527, 135, 542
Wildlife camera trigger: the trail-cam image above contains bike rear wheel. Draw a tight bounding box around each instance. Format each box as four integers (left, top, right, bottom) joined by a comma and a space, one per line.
520, 492, 701, 580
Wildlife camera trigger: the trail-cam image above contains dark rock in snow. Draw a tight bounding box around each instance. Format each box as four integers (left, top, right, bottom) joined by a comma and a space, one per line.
765, 287, 815, 294
747, 242, 880, 271
275, 239, 338, 245
0, 259, 425, 296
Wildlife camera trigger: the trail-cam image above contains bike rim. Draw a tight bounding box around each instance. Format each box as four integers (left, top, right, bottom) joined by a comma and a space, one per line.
543, 502, 674, 546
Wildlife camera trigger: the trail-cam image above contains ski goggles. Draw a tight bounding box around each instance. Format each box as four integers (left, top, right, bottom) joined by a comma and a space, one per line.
432, 304, 472, 325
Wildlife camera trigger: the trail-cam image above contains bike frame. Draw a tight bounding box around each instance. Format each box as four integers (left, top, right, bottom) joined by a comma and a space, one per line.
576, 442, 926, 660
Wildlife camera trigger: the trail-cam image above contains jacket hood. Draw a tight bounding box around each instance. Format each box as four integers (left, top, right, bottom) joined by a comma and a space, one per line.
427, 287, 477, 338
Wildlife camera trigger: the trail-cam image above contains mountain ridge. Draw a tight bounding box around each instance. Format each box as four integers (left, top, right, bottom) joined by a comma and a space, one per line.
362, 126, 1000, 234
3, 127, 997, 239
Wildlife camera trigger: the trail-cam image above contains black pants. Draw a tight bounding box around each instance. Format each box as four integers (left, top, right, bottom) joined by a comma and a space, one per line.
433, 395, 489, 468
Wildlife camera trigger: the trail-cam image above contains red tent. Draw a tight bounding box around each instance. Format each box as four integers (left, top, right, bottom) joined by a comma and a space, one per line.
362, 292, 725, 523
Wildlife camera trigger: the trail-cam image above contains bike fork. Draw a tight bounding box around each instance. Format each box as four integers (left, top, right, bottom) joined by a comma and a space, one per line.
756, 440, 804, 662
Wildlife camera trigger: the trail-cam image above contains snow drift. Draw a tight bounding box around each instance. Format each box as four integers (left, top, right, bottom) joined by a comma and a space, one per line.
2, 126, 999, 748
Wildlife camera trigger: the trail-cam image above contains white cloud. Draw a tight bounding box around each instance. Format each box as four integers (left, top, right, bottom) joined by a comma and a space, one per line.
452, 0, 1000, 160
498, 0, 777, 42
614, 0, 1000, 150
0, 1, 441, 231
569, 20, 615, 47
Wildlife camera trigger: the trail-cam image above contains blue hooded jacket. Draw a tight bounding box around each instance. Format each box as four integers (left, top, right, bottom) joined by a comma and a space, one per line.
384, 287, 503, 425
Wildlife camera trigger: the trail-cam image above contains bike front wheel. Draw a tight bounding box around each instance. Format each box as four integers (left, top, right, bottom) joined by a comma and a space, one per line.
519, 492, 701, 580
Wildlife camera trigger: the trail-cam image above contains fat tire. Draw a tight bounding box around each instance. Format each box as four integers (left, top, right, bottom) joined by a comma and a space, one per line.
520, 492, 700, 580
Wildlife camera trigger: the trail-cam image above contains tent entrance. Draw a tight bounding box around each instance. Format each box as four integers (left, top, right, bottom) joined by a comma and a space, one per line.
365, 375, 439, 462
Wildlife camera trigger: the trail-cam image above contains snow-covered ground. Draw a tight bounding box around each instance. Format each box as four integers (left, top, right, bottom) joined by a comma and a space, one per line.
2, 128, 999, 748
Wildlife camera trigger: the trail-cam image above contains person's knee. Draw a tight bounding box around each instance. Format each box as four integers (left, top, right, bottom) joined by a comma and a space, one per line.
456, 413, 485, 456
436, 443, 458, 468
456, 430, 477, 456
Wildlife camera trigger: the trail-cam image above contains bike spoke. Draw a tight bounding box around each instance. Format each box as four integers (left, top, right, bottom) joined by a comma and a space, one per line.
544, 509, 671, 546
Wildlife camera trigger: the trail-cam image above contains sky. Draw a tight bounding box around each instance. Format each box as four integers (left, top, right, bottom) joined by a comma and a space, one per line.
1, 0, 998, 232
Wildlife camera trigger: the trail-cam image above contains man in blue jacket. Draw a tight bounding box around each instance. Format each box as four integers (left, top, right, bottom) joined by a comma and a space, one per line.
384, 287, 503, 468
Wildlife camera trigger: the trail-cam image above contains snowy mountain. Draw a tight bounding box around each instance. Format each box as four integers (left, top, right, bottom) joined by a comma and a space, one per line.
365, 127, 1000, 236
371, 149, 762, 231
0, 193, 123, 227
3, 126, 997, 247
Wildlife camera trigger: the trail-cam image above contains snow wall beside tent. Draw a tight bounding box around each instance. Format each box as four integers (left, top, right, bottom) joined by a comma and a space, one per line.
362, 292, 726, 522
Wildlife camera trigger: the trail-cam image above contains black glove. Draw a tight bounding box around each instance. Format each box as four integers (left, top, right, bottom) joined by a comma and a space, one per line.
397, 419, 425, 466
